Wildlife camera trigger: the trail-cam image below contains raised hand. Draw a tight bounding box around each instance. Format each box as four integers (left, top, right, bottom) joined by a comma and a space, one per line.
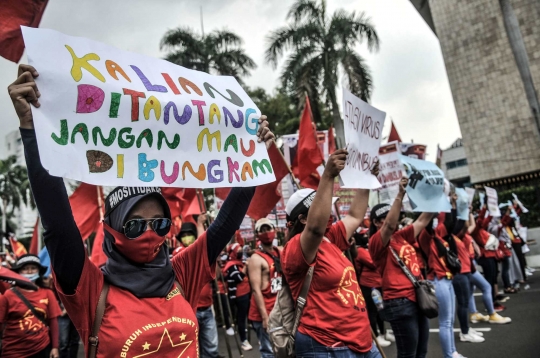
256, 115, 275, 149
7, 64, 40, 129
324, 149, 348, 178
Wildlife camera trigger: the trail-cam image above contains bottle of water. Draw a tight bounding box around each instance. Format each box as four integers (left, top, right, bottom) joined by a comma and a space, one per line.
371, 288, 384, 310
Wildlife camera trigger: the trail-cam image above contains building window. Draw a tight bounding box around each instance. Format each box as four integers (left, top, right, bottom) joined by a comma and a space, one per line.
446, 158, 468, 169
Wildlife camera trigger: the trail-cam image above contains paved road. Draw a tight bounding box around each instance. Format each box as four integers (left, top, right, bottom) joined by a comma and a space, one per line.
216, 273, 540, 358
76, 272, 539, 357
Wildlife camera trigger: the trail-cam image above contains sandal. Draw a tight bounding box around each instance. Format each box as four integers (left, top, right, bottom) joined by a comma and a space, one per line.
504, 288, 517, 294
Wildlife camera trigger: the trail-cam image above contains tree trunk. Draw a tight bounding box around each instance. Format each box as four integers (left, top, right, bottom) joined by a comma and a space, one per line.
328, 90, 346, 149
498, 0, 540, 137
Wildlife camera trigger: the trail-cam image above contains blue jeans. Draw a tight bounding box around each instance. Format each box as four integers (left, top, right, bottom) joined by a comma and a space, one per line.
58, 315, 79, 358
431, 277, 456, 358
196, 306, 220, 358
468, 269, 495, 315
295, 332, 381, 358
252, 321, 274, 358
382, 298, 429, 358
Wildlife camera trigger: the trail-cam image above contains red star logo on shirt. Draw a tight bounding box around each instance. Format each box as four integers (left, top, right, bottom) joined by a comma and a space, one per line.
133, 328, 192, 358
336, 267, 365, 306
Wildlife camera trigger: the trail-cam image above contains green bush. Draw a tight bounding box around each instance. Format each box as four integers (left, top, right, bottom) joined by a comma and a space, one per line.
498, 186, 540, 228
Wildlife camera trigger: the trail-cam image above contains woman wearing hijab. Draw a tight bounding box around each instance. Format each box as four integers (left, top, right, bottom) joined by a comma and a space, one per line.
281, 149, 380, 357
0, 254, 62, 358
368, 179, 434, 358
8, 64, 274, 357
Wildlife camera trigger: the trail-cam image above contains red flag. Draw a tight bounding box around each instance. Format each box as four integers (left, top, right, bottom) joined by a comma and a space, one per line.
292, 97, 324, 190
69, 183, 101, 240
90, 223, 107, 268
328, 125, 336, 154
29, 219, 39, 255
181, 189, 203, 224
161, 187, 185, 220
8, 235, 27, 258
215, 142, 290, 220
0, 0, 49, 63
388, 121, 402, 143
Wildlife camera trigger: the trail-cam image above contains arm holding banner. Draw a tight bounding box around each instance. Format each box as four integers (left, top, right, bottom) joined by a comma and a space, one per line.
380, 177, 408, 247
341, 162, 380, 240
467, 209, 476, 234
10, 65, 85, 295
301, 149, 347, 264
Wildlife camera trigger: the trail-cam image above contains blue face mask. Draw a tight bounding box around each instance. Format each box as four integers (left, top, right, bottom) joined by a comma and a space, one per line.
21, 273, 40, 282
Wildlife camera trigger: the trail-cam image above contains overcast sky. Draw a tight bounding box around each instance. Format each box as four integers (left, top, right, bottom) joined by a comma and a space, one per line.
0, 0, 460, 161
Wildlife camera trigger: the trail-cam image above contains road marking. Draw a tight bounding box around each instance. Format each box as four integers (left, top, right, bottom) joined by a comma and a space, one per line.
429, 328, 492, 333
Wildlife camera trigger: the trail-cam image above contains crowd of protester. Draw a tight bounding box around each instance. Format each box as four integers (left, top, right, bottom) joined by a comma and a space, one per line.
1, 64, 536, 357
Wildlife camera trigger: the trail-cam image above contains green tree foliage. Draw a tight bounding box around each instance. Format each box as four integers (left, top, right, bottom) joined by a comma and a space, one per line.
265, 0, 379, 140
160, 27, 256, 84
0, 156, 33, 233
247, 87, 333, 136
498, 186, 540, 228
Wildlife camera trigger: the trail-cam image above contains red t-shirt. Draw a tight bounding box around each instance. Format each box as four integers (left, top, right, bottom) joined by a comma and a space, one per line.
418, 230, 452, 280
57, 233, 214, 358
0, 287, 62, 357
455, 235, 472, 274
355, 248, 382, 288
248, 248, 283, 322
282, 221, 372, 353
197, 282, 213, 309
369, 225, 422, 302
222, 261, 250, 298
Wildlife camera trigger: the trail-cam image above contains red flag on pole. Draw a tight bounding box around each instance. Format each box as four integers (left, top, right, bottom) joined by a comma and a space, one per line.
292, 97, 324, 190
0, 0, 49, 63
69, 183, 101, 240
8, 235, 27, 258
215, 142, 290, 220
90, 223, 107, 268
328, 125, 336, 154
29, 219, 39, 255
388, 121, 402, 143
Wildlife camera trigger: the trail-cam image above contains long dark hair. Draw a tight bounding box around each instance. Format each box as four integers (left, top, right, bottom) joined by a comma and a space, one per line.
286, 218, 306, 243
368, 220, 379, 239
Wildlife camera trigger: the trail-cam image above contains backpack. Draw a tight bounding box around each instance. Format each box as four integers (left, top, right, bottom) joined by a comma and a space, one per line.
267, 266, 313, 358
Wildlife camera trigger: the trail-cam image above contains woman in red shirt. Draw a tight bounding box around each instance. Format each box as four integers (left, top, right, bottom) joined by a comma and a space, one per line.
355, 232, 391, 348
0, 254, 61, 358
8, 64, 275, 358
281, 150, 380, 357
369, 178, 434, 358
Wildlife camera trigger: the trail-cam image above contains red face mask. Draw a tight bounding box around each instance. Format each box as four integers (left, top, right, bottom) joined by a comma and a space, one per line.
258, 231, 276, 245
103, 222, 165, 264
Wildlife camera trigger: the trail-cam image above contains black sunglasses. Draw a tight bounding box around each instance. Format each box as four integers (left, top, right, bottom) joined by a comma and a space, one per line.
123, 218, 172, 239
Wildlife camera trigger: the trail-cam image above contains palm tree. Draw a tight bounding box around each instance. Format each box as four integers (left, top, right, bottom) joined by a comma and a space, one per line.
266, 0, 380, 145
160, 27, 256, 84
0, 156, 32, 235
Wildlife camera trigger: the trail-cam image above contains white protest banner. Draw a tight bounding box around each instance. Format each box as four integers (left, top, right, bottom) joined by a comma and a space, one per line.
374, 141, 403, 204
22, 27, 275, 188
465, 187, 476, 207
455, 188, 469, 220
340, 88, 386, 189
512, 193, 529, 213
484, 186, 501, 217
479, 192, 486, 207
399, 155, 451, 213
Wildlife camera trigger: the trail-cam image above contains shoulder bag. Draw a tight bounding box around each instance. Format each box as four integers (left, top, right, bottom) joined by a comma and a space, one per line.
390, 248, 438, 319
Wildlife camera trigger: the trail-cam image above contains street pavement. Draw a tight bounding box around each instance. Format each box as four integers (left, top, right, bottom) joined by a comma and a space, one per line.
216, 273, 540, 358
76, 272, 539, 357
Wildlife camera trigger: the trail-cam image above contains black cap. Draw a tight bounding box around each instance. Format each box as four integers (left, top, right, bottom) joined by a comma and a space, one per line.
10, 254, 48, 276
370, 203, 391, 221
178, 222, 197, 237
105, 187, 169, 218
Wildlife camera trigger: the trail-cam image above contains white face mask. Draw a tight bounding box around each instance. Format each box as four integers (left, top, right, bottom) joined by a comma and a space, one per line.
21, 273, 40, 282
432, 218, 439, 230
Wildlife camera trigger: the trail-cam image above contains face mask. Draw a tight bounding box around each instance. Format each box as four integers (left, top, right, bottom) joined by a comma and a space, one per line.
432, 218, 439, 230
21, 273, 40, 282
181, 235, 196, 247
258, 231, 276, 245
104, 222, 165, 264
